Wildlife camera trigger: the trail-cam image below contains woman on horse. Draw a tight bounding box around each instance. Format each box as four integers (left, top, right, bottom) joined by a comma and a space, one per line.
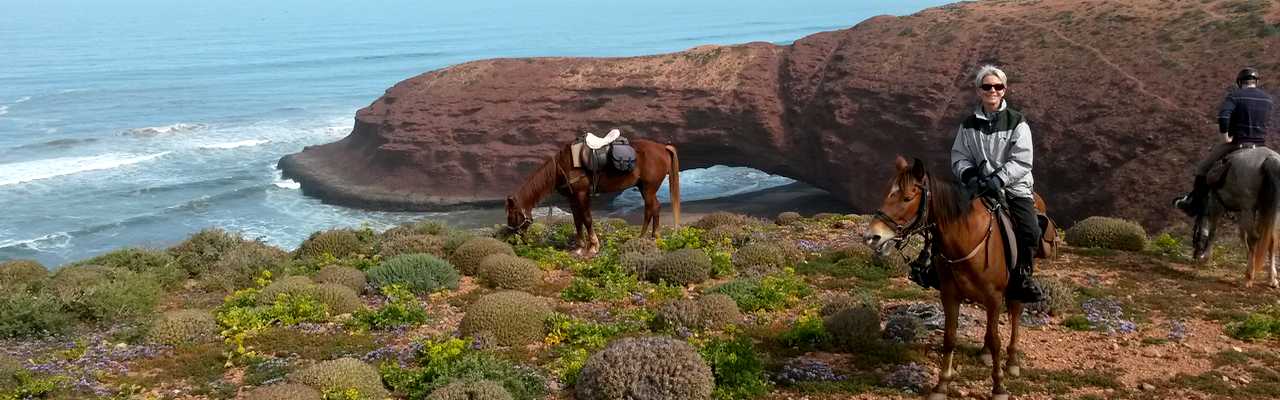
949, 65, 1043, 303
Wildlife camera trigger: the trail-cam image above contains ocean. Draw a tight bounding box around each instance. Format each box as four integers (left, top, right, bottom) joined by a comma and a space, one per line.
0, 0, 949, 267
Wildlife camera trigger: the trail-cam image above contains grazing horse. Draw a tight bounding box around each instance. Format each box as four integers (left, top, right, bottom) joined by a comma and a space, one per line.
1189, 147, 1280, 288
864, 156, 1048, 400
505, 138, 680, 256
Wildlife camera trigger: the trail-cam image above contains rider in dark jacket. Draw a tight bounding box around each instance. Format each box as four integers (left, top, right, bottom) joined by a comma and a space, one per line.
1174, 68, 1275, 215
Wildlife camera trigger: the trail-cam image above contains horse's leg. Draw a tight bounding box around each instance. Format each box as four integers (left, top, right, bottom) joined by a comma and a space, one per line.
929, 288, 960, 400
985, 298, 1008, 400
1270, 235, 1279, 288
570, 195, 587, 256
1006, 300, 1024, 378
582, 196, 600, 256
641, 184, 661, 239
1245, 229, 1261, 288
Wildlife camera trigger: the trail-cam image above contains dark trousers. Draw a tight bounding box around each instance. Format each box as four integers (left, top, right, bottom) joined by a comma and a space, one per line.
1007, 195, 1040, 268
1195, 142, 1237, 176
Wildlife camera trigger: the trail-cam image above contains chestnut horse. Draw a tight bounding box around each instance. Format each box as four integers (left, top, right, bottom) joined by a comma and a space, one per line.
864, 156, 1048, 400
505, 138, 680, 256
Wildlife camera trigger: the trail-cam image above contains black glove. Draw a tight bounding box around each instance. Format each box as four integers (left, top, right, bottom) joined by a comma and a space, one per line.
980, 175, 1004, 196
960, 167, 980, 186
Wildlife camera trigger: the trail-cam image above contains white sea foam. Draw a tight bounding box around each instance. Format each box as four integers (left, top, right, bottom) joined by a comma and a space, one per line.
122, 122, 207, 137
0, 105, 7, 116
273, 178, 301, 189
0, 232, 72, 251
14, 96, 31, 103
0, 152, 171, 186
199, 139, 270, 149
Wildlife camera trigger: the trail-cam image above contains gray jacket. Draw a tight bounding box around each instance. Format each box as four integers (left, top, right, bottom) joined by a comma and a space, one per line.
950, 100, 1034, 199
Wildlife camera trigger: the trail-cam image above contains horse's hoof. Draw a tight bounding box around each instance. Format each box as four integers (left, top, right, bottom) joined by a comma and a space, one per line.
926, 393, 947, 400
1007, 365, 1021, 377
980, 353, 994, 367
991, 394, 1010, 400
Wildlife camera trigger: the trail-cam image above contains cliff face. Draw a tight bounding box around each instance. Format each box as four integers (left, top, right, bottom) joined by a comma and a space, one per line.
280, 0, 1279, 227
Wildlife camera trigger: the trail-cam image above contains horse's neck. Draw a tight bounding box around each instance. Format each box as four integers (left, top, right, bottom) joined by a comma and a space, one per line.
928, 198, 991, 254
515, 156, 559, 210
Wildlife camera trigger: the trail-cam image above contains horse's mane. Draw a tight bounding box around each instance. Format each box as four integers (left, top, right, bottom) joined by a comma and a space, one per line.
924, 171, 975, 227
513, 152, 560, 209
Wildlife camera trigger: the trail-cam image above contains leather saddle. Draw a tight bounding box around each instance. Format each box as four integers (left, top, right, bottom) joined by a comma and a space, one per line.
571, 129, 636, 173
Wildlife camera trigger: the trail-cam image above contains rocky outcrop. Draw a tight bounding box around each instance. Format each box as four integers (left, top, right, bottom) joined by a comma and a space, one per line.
280, 0, 1279, 227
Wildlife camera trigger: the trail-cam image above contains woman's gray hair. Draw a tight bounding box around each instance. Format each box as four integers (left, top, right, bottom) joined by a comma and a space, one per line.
973, 65, 1007, 87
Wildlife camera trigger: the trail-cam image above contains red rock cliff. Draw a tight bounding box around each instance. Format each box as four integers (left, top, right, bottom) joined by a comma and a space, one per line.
279, 0, 1279, 227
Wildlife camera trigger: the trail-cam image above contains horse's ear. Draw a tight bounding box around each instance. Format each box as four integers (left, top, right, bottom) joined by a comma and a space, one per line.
910, 158, 927, 179
894, 155, 909, 172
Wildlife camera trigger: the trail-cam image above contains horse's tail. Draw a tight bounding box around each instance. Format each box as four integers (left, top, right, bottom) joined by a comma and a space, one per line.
665, 144, 681, 227
1258, 156, 1280, 262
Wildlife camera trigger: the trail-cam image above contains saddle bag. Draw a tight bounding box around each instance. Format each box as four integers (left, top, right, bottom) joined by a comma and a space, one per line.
608, 139, 636, 172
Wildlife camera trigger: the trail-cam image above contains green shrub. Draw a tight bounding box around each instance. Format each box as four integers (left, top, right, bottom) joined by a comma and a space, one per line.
169, 228, 246, 276
819, 290, 880, 318
0, 260, 48, 290
477, 254, 544, 291
1065, 216, 1147, 251
427, 380, 513, 400
380, 337, 545, 400
710, 269, 812, 312
775, 211, 802, 225
825, 305, 882, 351
383, 220, 449, 239
652, 299, 702, 332
618, 252, 659, 277
203, 241, 289, 292
289, 357, 389, 400
460, 291, 551, 346
882, 314, 926, 344
244, 382, 323, 400
257, 276, 316, 304
648, 249, 712, 286
1225, 306, 1280, 341
657, 226, 709, 251
350, 285, 428, 331
316, 265, 367, 294
366, 254, 460, 295
379, 234, 446, 259
295, 229, 375, 261
0, 354, 22, 390
71, 247, 183, 288
310, 283, 364, 315
695, 333, 770, 399
442, 231, 477, 255
0, 291, 72, 338
698, 294, 742, 329
692, 212, 745, 230
703, 225, 748, 246
50, 265, 161, 322
559, 273, 641, 302
778, 312, 831, 350
1062, 315, 1092, 331
149, 309, 220, 346
449, 238, 515, 276
1026, 276, 1075, 316
732, 243, 788, 274
576, 336, 713, 400
617, 237, 659, 255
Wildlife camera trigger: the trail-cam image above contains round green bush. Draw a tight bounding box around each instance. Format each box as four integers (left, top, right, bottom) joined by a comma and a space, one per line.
379, 234, 446, 258
0, 260, 48, 290
652, 299, 702, 331
1026, 276, 1075, 317
576, 336, 714, 400
0, 290, 72, 338
1065, 216, 1147, 251
383, 220, 449, 239
882, 314, 926, 344
366, 254, 460, 295
648, 249, 712, 286
203, 241, 289, 292
619, 252, 660, 277
825, 305, 881, 351
149, 309, 220, 346
73, 248, 184, 288
310, 283, 365, 315
449, 237, 515, 276
617, 237, 659, 255
732, 243, 788, 274
427, 380, 514, 400
315, 265, 367, 293
169, 228, 246, 276
443, 231, 477, 255
704, 225, 748, 246
775, 211, 802, 225
257, 275, 316, 304
478, 254, 544, 291
819, 290, 881, 318
698, 293, 742, 328
692, 212, 746, 230
244, 382, 322, 400
289, 357, 389, 399
459, 291, 552, 346
50, 265, 161, 322
295, 229, 374, 260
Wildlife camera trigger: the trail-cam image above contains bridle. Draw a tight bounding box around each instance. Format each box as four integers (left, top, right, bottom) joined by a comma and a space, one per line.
873, 181, 934, 253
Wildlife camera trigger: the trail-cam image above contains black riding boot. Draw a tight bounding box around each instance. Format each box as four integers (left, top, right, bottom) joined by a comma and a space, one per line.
908, 244, 940, 289
1008, 252, 1045, 303
1173, 176, 1208, 217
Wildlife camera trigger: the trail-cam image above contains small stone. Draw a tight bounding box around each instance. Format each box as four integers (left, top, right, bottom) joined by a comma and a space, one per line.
1231, 346, 1243, 353
1238, 376, 1251, 384
1140, 383, 1156, 391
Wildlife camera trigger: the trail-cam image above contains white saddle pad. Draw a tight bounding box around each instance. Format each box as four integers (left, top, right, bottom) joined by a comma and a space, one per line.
585, 129, 620, 149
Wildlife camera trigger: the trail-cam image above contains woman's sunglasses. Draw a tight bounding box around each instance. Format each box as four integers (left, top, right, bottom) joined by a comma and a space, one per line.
979, 83, 1006, 92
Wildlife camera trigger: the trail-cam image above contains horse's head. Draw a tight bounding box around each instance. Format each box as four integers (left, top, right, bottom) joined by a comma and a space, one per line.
505, 196, 532, 234
864, 156, 930, 256
1191, 199, 1224, 263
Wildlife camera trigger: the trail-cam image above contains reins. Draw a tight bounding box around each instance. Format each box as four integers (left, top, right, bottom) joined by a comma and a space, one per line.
874, 176, 999, 266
